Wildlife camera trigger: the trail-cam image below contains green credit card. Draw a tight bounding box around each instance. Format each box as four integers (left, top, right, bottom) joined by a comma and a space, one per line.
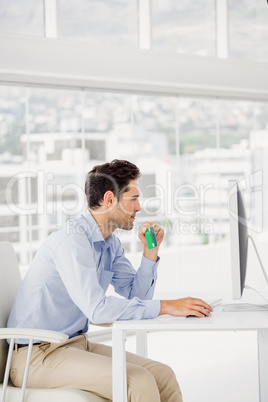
145, 226, 158, 249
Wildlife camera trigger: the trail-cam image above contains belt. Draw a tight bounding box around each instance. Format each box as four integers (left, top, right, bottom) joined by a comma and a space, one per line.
14, 343, 28, 349
14, 343, 39, 350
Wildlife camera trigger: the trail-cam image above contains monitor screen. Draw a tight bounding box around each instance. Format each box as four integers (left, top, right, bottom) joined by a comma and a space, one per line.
228, 180, 248, 300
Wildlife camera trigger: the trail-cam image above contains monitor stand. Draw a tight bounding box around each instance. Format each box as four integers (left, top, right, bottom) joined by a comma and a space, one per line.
222, 303, 268, 312
223, 236, 268, 312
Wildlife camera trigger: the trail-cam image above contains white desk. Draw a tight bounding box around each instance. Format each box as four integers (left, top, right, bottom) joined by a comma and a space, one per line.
112, 310, 268, 402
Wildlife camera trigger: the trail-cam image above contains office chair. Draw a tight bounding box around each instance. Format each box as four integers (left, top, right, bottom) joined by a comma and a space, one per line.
0, 242, 109, 402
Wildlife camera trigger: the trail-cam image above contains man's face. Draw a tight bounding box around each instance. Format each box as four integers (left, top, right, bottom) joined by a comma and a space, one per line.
110, 179, 141, 231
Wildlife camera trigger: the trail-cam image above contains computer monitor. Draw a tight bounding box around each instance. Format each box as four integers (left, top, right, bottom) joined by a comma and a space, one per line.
228, 179, 248, 299
228, 179, 268, 309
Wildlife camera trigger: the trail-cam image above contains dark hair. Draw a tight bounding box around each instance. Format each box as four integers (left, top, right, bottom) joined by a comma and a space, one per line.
85, 159, 141, 209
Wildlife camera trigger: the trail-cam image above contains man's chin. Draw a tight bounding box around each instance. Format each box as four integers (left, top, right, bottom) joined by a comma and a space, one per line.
120, 221, 134, 231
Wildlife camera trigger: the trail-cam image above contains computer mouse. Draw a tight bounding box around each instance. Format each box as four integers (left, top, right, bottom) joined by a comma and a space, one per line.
186, 310, 212, 318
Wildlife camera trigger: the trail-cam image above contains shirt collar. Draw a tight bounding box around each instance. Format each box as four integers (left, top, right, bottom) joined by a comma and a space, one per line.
83, 210, 114, 247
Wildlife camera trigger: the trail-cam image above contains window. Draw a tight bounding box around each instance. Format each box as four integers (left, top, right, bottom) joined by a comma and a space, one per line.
0, 0, 44, 36
58, 0, 138, 47
229, 0, 268, 63
1, 84, 268, 292
152, 0, 216, 56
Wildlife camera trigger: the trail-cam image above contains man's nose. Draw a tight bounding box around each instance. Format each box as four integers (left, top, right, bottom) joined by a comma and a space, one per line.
135, 200, 141, 212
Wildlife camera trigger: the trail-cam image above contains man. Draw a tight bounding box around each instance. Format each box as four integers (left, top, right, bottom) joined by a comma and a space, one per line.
8, 159, 212, 401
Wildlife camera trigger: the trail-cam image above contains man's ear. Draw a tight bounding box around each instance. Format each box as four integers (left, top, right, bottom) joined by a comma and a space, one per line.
103, 191, 116, 208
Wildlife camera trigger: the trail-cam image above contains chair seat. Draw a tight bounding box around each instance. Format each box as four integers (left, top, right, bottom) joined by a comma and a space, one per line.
0, 384, 110, 402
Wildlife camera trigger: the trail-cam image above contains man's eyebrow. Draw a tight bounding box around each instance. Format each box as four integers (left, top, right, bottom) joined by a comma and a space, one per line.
124, 193, 139, 198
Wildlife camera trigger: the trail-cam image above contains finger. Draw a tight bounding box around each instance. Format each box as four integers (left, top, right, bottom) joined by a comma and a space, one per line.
141, 221, 155, 233
191, 304, 211, 317
153, 225, 163, 238
186, 299, 212, 316
154, 228, 161, 238
192, 298, 213, 312
200, 301, 213, 312
200, 306, 211, 317
153, 225, 161, 234
139, 223, 150, 236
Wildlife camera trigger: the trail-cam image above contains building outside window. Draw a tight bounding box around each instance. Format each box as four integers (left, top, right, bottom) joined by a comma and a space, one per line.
1, 86, 268, 293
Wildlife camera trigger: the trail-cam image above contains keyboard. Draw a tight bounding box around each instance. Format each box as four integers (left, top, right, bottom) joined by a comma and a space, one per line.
206, 299, 222, 309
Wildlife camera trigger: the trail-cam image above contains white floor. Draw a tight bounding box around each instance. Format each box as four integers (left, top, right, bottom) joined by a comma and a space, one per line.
105, 330, 259, 402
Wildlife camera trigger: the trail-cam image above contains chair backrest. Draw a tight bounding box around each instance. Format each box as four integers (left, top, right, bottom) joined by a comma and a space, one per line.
0, 242, 22, 382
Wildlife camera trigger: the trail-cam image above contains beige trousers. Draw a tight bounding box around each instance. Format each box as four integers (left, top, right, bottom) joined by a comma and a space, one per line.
10, 335, 183, 402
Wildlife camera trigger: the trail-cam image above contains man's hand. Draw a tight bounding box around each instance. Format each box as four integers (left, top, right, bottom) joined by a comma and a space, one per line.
138, 221, 164, 262
159, 297, 213, 318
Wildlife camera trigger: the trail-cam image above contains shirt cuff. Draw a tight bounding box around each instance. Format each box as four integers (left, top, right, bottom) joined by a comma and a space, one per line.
141, 254, 160, 272
142, 299, 161, 319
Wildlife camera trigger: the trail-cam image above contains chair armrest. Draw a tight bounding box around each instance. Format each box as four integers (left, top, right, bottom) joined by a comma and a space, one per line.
0, 328, 68, 343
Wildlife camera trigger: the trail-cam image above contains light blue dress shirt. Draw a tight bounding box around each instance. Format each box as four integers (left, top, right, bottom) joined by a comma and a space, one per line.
8, 211, 161, 342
